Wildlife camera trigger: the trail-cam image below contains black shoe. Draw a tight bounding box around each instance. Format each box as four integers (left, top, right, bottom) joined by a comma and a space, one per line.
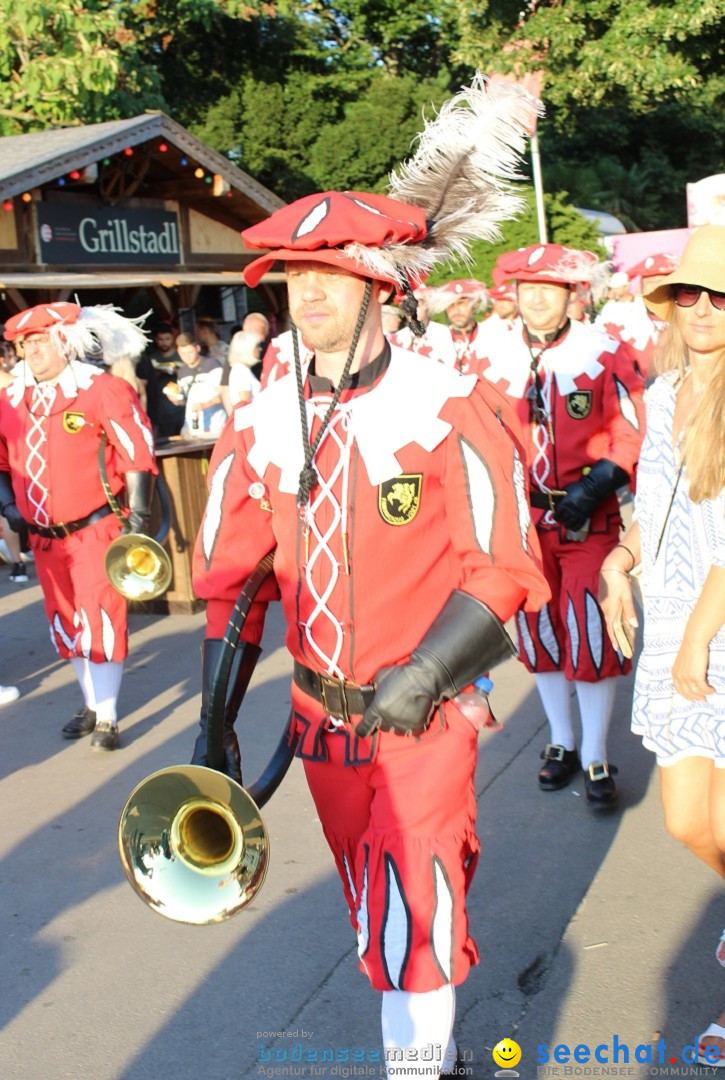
538, 743, 581, 790
9, 563, 28, 583
584, 762, 618, 811
61, 706, 97, 739
90, 722, 119, 751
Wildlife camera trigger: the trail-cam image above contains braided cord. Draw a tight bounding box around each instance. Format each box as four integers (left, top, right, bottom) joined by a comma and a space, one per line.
295, 280, 373, 506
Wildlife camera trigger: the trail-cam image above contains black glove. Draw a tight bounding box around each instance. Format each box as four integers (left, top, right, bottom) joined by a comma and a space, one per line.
191, 637, 262, 784
355, 590, 515, 738
0, 470, 27, 546
554, 458, 629, 532
124, 471, 154, 535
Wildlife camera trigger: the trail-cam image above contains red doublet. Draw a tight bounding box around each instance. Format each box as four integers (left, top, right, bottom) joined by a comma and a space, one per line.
480, 320, 645, 681
194, 344, 549, 992
594, 296, 664, 379
0, 361, 156, 660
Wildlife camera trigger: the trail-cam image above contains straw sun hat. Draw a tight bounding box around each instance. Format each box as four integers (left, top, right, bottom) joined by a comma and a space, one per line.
644, 225, 725, 319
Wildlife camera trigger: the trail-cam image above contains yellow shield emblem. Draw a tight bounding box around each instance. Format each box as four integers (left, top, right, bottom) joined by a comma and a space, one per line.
378, 474, 422, 526
62, 411, 86, 434
565, 391, 592, 419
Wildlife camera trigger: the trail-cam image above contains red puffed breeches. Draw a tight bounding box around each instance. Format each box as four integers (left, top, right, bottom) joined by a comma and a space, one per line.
297, 683, 481, 993
515, 525, 629, 682
31, 515, 128, 662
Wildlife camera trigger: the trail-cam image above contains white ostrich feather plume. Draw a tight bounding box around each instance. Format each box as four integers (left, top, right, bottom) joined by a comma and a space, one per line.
344, 73, 543, 286
49, 305, 150, 363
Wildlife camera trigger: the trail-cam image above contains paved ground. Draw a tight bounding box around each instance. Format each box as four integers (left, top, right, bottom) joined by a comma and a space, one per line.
1, 562, 723, 1080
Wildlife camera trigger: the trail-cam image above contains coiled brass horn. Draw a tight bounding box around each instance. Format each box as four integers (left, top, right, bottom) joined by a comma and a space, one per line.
118, 550, 298, 924
105, 531, 173, 601
98, 431, 173, 601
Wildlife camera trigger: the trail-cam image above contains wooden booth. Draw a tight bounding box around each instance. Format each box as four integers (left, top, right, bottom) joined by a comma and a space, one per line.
0, 113, 288, 612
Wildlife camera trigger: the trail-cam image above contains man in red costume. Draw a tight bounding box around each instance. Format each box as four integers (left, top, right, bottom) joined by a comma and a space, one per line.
425, 279, 490, 373
191, 79, 549, 1078
482, 244, 645, 808
0, 303, 157, 750
595, 254, 677, 379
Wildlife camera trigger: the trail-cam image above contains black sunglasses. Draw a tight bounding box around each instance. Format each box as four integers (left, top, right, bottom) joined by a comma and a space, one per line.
672, 284, 725, 312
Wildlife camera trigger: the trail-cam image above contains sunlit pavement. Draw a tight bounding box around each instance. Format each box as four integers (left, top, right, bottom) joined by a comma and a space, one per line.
1, 567, 722, 1080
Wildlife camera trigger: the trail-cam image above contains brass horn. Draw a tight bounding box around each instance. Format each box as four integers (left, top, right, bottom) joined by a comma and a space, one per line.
118, 550, 298, 924
98, 431, 173, 601
105, 532, 173, 601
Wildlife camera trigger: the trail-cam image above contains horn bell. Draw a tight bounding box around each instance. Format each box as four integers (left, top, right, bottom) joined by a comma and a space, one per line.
118, 765, 269, 924
105, 532, 173, 601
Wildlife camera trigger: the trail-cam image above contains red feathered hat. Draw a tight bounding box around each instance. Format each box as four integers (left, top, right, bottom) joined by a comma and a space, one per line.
492, 244, 597, 286
488, 283, 517, 302
4, 302, 81, 342
242, 192, 428, 289
627, 253, 678, 279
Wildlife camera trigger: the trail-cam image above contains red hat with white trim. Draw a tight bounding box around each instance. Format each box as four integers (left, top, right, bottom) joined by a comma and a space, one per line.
242, 192, 428, 290
488, 282, 517, 302
4, 302, 81, 342
626, 253, 678, 279
492, 244, 598, 286
426, 278, 488, 315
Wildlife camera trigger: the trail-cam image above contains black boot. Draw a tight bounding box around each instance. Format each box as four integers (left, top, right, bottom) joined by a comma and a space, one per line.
190, 638, 262, 785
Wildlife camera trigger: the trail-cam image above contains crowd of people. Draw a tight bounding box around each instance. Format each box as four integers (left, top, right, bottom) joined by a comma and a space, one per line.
0, 75, 722, 1077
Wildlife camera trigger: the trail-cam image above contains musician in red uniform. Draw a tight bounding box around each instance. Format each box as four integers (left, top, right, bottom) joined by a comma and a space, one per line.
481, 244, 645, 809
425, 279, 490, 373
0, 303, 156, 751
191, 79, 549, 1078
595, 254, 677, 379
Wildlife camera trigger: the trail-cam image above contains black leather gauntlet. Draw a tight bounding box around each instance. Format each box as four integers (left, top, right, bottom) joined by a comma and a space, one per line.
554, 458, 629, 532
355, 590, 515, 737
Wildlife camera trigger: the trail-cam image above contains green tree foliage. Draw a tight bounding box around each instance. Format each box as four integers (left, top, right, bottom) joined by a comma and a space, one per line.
452, 0, 725, 228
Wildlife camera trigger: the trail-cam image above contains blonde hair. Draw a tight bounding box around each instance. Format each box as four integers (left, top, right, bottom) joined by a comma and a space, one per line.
228, 330, 263, 368
655, 320, 725, 502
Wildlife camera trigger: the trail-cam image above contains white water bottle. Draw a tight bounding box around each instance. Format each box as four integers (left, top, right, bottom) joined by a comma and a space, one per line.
454, 676, 501, 731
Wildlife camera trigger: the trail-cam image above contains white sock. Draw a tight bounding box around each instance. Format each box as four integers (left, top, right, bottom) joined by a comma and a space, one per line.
575, 677, 617, 768
87, 661, 123, 725
70, 658, 95, 709
381, 985, 456, 1080
534, 671, 576, 750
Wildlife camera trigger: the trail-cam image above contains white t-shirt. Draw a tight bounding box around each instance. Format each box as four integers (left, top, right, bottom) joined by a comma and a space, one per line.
228, 363, 261, 405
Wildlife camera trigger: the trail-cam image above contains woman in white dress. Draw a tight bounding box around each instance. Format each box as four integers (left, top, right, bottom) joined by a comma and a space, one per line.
599, 225, 725, 1065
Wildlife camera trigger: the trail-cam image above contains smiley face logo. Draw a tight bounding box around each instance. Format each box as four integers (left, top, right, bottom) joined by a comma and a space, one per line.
492, 1038, 521, 1070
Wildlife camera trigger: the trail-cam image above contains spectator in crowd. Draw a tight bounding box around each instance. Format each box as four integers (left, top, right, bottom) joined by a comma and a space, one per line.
220, 311, 270, 406
225, 330, 262, 408
136, 322, 185, 438
0, 302, 157, 751
481, 243, 645, 809
599, 225, 725, 1064
175, 332, 227, 436
195, 316, 228, 365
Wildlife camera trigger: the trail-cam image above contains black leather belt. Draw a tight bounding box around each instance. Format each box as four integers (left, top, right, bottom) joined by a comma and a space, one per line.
529, 490, 564, 511
293, 660, 376, 722
28, 504, 114, 540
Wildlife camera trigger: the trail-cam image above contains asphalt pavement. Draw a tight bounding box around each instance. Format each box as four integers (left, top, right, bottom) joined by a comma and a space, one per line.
0, 562, 722, 1080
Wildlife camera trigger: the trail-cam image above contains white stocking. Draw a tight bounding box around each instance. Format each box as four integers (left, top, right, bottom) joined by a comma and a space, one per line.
534, 671, 576, 750
382, 985, 456, 1080
87, 661, 124, 725
70, 658, 95, 710
575, 677, 616, 768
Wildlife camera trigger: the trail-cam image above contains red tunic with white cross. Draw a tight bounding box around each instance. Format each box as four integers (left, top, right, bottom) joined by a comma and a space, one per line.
193, 343, 549, 993
0, 361, 156, 662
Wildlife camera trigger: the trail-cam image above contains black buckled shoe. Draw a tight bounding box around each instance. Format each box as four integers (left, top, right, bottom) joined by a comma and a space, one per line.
61, 706, 97, 739
538, 743, 581, 790
90, 722, 119, 752
584, 761, 618, 811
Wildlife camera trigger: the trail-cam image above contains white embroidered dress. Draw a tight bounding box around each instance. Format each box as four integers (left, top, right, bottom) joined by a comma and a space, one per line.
631, 372, 725, 765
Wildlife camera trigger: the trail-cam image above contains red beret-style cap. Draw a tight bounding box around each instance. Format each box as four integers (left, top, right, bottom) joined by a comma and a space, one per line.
488, 283, 517, 302
436, 279, 488, 300
241, 191, 428, 288
627, 253, 678, 279
492, 244, 597, 286
4, 302, 82, 342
